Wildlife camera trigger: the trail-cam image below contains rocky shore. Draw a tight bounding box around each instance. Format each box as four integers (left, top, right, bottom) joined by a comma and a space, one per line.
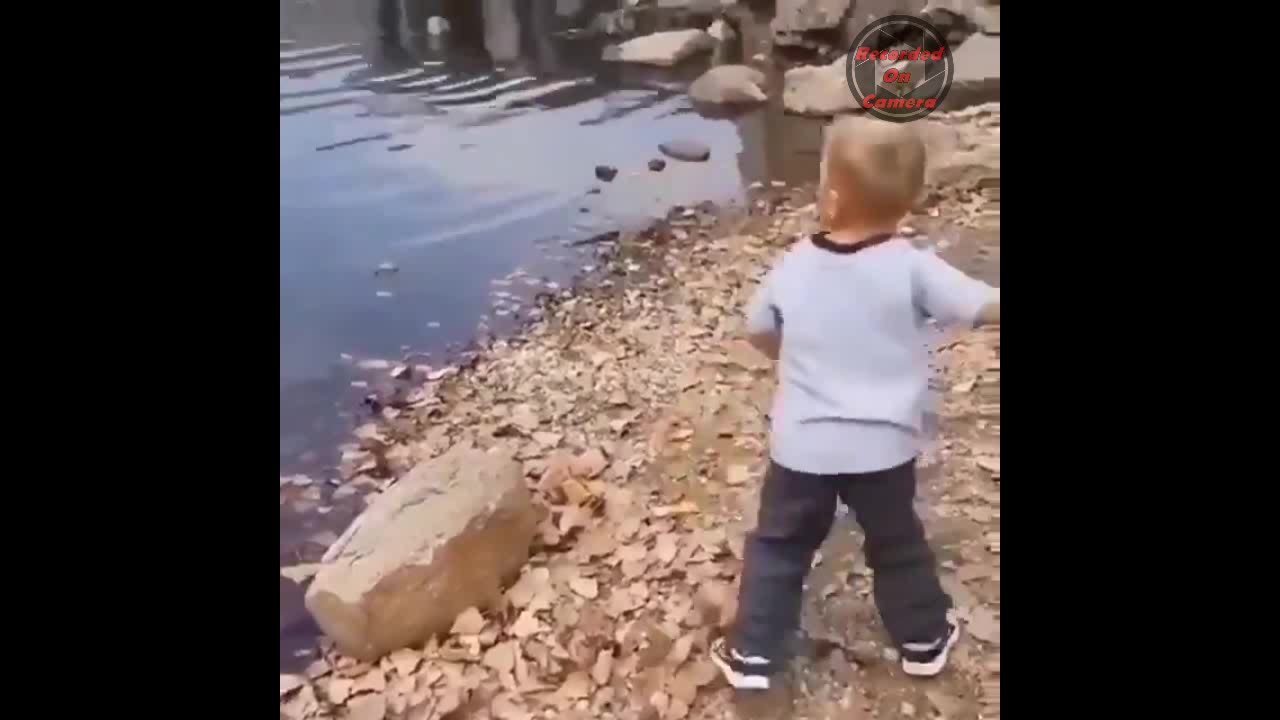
280, 102, 1000, 720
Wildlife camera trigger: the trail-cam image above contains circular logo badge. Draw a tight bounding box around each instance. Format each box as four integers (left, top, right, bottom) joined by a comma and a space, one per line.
844, 15, 954, 122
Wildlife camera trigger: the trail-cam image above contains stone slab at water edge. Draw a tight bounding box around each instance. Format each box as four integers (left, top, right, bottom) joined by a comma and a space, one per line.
783, 56, 862, 116
602, 29, 716, 66
689, 64, 768, 105
304, 445, 538, 662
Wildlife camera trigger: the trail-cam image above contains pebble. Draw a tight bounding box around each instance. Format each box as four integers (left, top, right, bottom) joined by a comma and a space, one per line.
658, 140, 711, 162
375, 262, 398, 275
648, 158, 666, 172
771, 180, 786, 188
848, 641, 880, 665
595, 165, 618, 182
901, 702, 916, 717
427, 16, 450, 35
881, 647, 900, 663
376, 290, 393, 298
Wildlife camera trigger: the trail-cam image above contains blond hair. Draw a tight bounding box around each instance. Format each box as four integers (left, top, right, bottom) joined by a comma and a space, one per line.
819, 116, 926, 228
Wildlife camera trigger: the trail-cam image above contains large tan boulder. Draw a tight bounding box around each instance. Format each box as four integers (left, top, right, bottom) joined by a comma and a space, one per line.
690, 64, 768, 105
783, 57, 860, 116
602, 29, 716, 66
305, 445, 538, 661
941, 32, 999, 110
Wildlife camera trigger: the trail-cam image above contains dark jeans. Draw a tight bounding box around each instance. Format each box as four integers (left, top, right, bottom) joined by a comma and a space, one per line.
730, 459, 951, 661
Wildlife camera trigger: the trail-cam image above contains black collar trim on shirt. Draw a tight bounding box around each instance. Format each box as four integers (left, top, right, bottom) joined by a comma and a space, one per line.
810, 231, 896, 255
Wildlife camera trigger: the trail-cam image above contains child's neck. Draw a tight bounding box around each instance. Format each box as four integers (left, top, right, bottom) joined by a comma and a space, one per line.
824, 220, 901, 245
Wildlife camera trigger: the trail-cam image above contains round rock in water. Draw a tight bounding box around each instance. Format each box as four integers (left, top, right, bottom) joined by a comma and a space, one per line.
648, 158, 666, 172
427, 17, 451, 35
595, 165, 619, 182
659, 140, 711, 162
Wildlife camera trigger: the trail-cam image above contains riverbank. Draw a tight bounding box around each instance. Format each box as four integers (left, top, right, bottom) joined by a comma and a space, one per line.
280, 102, 1000, 720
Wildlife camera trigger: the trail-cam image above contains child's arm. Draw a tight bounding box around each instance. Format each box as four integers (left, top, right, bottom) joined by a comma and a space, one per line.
743, 264, 783, 360
748, 330, 781, 360
912, 249, 1000, 329
976, 290, 1000, 326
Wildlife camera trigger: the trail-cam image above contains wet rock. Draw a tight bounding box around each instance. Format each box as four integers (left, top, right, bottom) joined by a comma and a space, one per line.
595, 165, 619, 182
707, 19, 735, 43
772, 0, 851, 46
689, 64, 767, 105
427, 16, 451, 35
658, 140, 711, 162
922, 0, 996, 36
648, 158, 667, 172
590, 9, 636, 37
975, 5, 999, 34
773, 0, 851, 33
942, 33, 1000, 110
843, 1, 928, 49
305, 446, 538, 661
374, 262, 398, 276
602, 29, 716, 67
783, 57, 861, 115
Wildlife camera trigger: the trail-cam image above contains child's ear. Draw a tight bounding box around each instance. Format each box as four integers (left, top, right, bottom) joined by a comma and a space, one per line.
821, 187, 840, 224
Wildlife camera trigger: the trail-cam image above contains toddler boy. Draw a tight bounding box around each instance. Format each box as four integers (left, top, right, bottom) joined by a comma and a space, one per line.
710, 116, 1000, 690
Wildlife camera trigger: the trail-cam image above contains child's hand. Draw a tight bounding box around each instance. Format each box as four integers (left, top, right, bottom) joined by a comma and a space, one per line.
976, 290, 1000, 327
747, 331, 781, 361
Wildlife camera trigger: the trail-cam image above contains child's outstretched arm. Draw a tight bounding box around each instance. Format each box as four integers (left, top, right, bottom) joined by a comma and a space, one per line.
976, 290, 1000, 327
743, 264, 783, 360
912, 249, 1000, 329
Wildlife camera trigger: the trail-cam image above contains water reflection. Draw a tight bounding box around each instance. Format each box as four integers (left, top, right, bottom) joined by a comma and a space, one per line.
279, 0, 825, 670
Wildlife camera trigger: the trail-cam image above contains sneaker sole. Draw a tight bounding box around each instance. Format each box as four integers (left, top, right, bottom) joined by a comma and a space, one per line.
901, 623, 961, 677
709, 647, 771, 691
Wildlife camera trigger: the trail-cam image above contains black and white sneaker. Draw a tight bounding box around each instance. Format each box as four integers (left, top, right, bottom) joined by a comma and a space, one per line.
901, 619, 961, 677
710, 637, 774, 690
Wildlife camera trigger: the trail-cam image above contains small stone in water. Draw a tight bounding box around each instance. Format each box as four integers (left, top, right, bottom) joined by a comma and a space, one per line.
882, 647, 900, 663
648, 158, 666, 172
659, 140, 711, 162
748, 181, 764, 190
595, 165, 618, 182
375, 262, 398, 275
771, 180, 786, 188
427, 16, 451, 35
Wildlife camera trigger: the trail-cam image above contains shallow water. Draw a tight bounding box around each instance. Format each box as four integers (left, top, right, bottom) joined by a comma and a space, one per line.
280, 0, 822, 476
279, 0, 823, 670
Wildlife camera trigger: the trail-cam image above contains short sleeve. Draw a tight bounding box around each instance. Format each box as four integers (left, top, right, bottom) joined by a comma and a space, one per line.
911, 249, 996, 328
745, 265, 782, 335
